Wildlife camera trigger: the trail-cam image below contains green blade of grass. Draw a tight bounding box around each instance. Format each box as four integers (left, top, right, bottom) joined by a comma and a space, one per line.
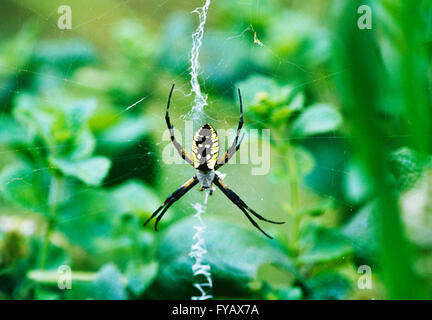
331, 0, 430, 299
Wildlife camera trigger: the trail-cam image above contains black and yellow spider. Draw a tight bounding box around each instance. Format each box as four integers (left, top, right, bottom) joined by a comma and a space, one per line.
144, 84, 284, 239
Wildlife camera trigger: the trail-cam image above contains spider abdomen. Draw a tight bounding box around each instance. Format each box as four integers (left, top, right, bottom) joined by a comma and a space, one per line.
191, 123, 219, 170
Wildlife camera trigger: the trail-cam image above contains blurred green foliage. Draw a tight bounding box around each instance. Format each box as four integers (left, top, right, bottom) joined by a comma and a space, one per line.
0, 0, 431, 300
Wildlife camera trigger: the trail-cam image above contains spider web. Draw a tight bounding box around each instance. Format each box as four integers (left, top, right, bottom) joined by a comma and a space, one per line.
0, 0, 356, 299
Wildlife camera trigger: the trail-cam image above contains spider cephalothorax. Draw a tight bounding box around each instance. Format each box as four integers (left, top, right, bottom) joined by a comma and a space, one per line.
144, 84, 284, 239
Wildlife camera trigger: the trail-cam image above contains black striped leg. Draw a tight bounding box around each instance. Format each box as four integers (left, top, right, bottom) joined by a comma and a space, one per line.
213, 176, 284, 239
215, 88, 244, 169
165, 84, 194, 166
144, 176, 199, 231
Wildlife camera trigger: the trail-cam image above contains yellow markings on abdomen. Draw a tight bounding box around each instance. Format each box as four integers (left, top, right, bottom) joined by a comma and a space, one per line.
192, 123, 219, 170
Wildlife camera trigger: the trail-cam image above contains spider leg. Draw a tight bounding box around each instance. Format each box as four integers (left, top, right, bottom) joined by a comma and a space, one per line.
214, 175, 284, 224
215, 88, 244, 169
166, 84, 194, 166
144, 176, 198, 231
213, 175, 284, 239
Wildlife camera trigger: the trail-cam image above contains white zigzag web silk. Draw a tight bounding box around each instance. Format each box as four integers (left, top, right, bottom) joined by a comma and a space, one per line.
189, 202, 212, 300
188, 0, 213, 300
188, 0, 211, 121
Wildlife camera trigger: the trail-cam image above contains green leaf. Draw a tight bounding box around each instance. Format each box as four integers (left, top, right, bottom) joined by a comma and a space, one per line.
153, 217, 295, 299
298, 223, 353, 264
99, 117, 150, 153
13, 94, 56, 148
300, 199, 334, 217
267, 11, 330, 66
69, 129, 96, 160
0, 117, 32, 146
288, 92, 305, 112
270, 92, 304, 127
111, 180, 165, 220
307, 272, 351, 300
126, 261, 158, 296
92, 264, 127, 300
237, 75, 293, 108
343, 159, 372, 204
57, 189, 120, 250
13, 95, 98, 160
342, 203, 377, 262
114, 19, 154, 62
64, 99, 97, 133
270, 146, 314, 182
274, 286, 303, 300
50, 156, 111, 186
293, 146, 315, 176
0, 161, 48, 212
256, 263, 296, 288
34, 39, 97, 71
0, 19, 41, 79
291, 103, 342, 137
389, 147, 431, 191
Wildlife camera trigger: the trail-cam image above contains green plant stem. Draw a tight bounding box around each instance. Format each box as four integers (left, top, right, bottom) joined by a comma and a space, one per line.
39, 222, 52, 270
286, 144, 301, 255
277, 139, 301, 256
332, 0, 430, 299
39, 174, 63, 270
